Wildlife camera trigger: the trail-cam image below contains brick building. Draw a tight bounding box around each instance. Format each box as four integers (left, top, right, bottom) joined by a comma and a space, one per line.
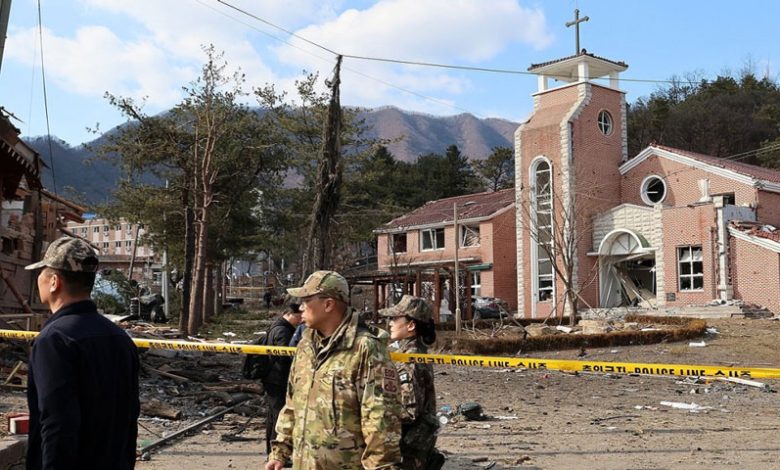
515, 49, 780, 317
375, 189, 517, 313
66, 217, 160, 284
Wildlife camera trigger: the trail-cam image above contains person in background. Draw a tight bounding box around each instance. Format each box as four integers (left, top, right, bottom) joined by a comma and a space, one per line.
288, 322, 306, 347
25, 237, 140, 469
261, 303, 303, 455
266, 271, 402, 470
381, 295, 445, 470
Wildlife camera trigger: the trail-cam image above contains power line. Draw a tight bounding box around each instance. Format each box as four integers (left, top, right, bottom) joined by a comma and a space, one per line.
212, 0, 707, 87
215, 0, 338, 56
203, 0, 480, 116
37, 0, 57, 195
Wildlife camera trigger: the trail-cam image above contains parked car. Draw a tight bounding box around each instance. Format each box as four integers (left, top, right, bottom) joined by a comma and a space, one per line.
471, 296, 510, 320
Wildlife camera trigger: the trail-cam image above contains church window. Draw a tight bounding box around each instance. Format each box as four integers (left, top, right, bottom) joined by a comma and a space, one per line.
677, 246, 704, 291
531, 159, 554, 302
640, 175, 667, 205
597, 110, 613, 135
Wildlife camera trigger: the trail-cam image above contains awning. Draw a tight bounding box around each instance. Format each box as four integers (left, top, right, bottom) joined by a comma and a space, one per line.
467, 263, 493, 272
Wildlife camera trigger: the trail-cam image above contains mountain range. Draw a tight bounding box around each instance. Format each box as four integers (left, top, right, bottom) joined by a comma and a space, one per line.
27, 106, 518, 204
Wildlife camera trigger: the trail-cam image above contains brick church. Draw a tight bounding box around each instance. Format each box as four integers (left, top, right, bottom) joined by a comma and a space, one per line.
514, 45, 780, 318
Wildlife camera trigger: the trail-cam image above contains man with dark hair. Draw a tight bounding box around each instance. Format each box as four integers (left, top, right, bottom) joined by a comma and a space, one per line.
24, 236, 140, 469
261, 302, 302, 455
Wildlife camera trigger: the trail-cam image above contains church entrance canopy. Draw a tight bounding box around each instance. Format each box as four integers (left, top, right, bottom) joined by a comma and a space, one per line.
595, 229, 657, 308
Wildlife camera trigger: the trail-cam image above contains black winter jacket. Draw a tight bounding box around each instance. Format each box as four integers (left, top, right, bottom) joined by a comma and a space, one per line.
26, 300, 140, 470
262, 316, 296, 387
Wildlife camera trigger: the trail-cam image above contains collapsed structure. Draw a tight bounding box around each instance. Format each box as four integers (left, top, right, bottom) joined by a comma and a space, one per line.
0, 109, 85, 325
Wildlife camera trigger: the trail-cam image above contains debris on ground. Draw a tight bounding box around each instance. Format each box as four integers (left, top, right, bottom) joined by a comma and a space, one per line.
659, 401, 713, 412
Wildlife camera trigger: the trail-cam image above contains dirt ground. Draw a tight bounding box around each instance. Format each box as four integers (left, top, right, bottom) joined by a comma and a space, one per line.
3, 316, 780, 469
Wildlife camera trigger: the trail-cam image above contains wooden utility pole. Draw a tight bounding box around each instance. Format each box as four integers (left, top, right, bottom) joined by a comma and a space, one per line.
453, 203, 461, 335
303, 55, 344, 276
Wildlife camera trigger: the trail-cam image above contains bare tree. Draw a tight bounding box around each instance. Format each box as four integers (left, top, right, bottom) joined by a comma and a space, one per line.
517, 166, 608, 325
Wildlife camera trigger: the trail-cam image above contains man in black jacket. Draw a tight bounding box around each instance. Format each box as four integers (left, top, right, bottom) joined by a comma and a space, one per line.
24, 237, 140, 470
263, 303, 302, 454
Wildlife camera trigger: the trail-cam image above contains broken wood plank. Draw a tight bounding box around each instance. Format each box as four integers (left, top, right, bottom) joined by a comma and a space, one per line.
141, 363, 189, 384
4, 360, 24, 384
203, 382, 264, 395
138, 397, 254, 455
716, 376, 772, 391
141, 400, 182, 420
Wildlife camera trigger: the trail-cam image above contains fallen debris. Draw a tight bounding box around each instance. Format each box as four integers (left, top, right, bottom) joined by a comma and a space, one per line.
141, 399, 182, 420
716, 376, 772, 391
137, 397, 254, 456
659, 401, 712, 412
689, 341, 707, 347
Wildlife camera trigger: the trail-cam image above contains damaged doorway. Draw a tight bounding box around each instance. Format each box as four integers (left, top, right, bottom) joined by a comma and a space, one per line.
598, 230, 656, 308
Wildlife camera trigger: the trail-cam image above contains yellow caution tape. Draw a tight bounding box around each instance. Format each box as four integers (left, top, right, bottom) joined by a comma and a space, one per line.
3, 329, 779, 379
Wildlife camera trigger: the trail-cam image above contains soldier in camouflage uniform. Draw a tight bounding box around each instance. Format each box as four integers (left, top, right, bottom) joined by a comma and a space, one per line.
381, 295, 445, 470
266, 271, 402, 470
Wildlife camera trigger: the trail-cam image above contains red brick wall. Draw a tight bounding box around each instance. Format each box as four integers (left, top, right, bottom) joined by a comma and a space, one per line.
571, 85, 626, 308
621, 155, 758, 208
517, 86, 574, 317
730, 236, 780, 314
756, 191, 780, 227
487, 208, 517, 310
660, 204, 718, 305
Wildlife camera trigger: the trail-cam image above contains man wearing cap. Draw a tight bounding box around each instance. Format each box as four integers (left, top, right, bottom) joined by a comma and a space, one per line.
25, 236, 139, 469
381, 295, 444, 470
266, 270, 402, 470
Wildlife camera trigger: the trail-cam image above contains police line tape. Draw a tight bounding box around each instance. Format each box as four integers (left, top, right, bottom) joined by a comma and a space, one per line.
3, 328, 779, 379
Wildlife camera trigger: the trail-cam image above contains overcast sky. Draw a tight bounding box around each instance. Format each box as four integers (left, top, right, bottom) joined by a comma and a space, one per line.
1, 0, 778, 145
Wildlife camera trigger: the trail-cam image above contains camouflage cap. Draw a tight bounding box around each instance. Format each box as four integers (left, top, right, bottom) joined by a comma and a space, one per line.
25, 236, 99, 273
287, 270, 349, 303
379, 295, 432, 322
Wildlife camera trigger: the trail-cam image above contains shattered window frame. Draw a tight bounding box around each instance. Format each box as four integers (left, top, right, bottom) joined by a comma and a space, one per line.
677, 246, 704, 291
460, 225, 480, 248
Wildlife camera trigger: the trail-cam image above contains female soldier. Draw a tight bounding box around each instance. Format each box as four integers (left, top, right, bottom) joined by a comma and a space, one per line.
381, 295, 445, 470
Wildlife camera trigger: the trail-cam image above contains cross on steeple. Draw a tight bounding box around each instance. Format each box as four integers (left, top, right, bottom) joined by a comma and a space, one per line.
565, 8, 589, 54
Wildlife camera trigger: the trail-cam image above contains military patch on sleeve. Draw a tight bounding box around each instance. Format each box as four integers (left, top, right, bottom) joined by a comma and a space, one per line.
399, 372, 410, 382
383, 367, 398, 394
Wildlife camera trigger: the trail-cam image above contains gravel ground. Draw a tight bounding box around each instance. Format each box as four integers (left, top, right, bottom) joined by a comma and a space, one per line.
3, 317, 780, 469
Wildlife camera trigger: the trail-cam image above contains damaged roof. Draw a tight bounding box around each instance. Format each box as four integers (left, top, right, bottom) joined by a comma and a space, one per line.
376, 189, 515, 233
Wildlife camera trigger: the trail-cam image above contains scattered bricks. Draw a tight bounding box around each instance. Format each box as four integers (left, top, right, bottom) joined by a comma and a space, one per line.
8, 414, 29, 435
579, 319, 613, 335
524, 325, 558, 337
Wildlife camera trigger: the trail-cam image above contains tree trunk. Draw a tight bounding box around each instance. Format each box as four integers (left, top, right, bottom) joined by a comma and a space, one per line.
179, 194, 195, 336
188, 208, 208, 334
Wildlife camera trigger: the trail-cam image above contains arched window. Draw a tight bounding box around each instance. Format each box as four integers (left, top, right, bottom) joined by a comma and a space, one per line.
531, 159, 553, 302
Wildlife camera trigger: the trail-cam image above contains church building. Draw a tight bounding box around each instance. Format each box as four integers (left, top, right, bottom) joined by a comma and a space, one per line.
514, 17, 780, 318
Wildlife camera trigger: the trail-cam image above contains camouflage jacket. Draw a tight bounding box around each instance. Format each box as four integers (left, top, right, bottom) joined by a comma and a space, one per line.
270, 310, 402, 469
393, 338, 436, 426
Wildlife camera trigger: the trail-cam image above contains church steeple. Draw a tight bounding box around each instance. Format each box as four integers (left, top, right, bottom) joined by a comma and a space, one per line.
529, 9, 628, 93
